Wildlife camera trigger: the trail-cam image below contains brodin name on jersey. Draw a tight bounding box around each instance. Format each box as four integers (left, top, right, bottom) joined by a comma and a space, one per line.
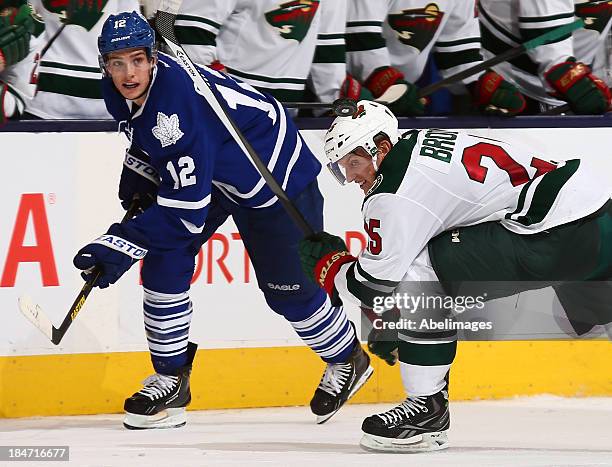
264, 0, 320, 42
387, 3, 444, 51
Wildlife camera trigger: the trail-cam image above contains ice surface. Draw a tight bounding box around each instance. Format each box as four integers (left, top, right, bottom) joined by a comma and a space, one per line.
1, 396, 611, 467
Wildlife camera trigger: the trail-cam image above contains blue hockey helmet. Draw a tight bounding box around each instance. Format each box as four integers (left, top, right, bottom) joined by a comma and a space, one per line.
98, 11, 156, 64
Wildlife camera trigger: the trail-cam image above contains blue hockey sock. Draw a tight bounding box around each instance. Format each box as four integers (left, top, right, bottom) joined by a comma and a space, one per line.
143, 287, 193, 373
289, 296, 357, 363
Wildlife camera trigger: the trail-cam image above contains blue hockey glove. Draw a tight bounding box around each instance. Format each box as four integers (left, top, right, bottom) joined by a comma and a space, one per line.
119, 147, 160, 212
73, 223, 148, 289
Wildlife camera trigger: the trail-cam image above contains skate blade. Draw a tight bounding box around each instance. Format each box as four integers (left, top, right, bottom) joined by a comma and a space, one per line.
359, 431, 449, 453
123, 408, 187, 430
316, 365, 374, 425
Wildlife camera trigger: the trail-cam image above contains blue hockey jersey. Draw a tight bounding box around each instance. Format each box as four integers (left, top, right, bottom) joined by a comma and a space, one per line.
103, 53, 321, 253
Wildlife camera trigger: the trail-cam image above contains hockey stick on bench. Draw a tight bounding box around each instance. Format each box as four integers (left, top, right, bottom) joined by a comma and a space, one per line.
417, 19, 584, 98
18, 198, 141, 345
153, 0, 316, 237
281, 20, 583, 113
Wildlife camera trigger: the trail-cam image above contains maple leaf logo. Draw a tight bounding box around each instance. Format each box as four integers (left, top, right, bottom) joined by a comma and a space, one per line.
152, 112, 184, 148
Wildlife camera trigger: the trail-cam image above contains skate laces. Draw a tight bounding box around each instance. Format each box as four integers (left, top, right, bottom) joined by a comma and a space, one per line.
138, 373, 179, 400
319, 362, 352, 396
377, 396, 428, 425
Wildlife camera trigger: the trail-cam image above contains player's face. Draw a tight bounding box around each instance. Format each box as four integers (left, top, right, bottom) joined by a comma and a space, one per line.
338, 148, 377, 194
106, 48, 155, 105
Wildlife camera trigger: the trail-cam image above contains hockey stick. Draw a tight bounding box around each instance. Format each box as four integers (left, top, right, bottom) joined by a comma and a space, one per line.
417, 19, 584, 98
153, 0, 315, 236
282, 99, 357, 116
539, 103, 571, 116
285, 20, 582, 110
18, 198, 141, 345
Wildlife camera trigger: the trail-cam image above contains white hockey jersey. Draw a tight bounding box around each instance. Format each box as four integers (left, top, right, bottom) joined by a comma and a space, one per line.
24, 0, 140, 119
346, 0, 483, 87
479, 0, 612, 106
336, 129, 612, 290
175, 0, 347, 104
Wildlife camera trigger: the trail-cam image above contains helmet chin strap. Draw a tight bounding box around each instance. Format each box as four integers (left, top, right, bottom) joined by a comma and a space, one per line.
372, 150, 382, 171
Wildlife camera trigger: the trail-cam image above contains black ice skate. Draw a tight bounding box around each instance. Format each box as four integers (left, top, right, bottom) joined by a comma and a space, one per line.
310, 341, 373, 424
123, 342, 197, 430
360, 388, 450, 453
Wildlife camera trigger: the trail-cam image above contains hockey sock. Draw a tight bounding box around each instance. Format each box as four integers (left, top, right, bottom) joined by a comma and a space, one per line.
398, 339, 456, 396
289, 295, 357, 363
143, 287, 193, 373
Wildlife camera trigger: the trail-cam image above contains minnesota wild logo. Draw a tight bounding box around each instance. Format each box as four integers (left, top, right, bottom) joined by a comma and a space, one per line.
575, 1, 612, 33
388, 3, 444, 51
265, 0, 320, 42
42, 0, 108, 31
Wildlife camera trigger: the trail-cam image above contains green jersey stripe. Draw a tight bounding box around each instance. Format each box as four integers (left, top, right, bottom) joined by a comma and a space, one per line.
227, 67, 306, 85
175, 15, 221, 29
436, 37, 481, 47
37, 73, 103, 99
347, 21, 383, 28
41, 61, 100, 74
514, 160, 581, 226
317, 33, 344, 40
175, 26, 216, 46
518, 12, 574, 23
346, 32, 386, 52
356, 261, 399, 288
434, 49, 482, 71
313, 44, 346, 63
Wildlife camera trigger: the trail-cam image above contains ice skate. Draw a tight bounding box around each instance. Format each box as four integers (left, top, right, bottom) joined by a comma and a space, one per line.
360, 388, 450, 453
310, 341, 373, 424
123, 342, 197, 429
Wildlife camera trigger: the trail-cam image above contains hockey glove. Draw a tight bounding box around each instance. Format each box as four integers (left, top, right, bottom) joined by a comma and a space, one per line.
299, 231, 356, 296
471, 70, 526, 116
119, 148, 160, 212
340, 73, 373, 101
73, 223, 148, 289
62, 0, 106, 31
545, 58, 611, 114
0, 4, 33, 71
365, 66, 426, 116
366, 307, 400, 366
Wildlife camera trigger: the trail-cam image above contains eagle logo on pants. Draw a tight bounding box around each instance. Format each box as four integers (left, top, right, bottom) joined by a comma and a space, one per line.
265, 0, 320, 42
388, 3, 444, 52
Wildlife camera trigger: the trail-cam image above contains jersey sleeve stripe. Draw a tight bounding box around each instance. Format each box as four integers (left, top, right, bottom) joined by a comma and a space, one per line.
346, 32, 386, 52
347, 263, 396, 309
175, 15, 221, 30
157, 194, 212, 210
356, 261, 399, 288
511, 160, 580, 227
180, 218, 205, 234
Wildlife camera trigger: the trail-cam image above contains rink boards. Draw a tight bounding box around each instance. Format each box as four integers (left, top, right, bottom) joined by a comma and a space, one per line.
1, 118, 612, 417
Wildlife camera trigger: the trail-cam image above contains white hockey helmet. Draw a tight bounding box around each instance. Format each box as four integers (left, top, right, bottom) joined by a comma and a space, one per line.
323, 100, 399, 185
